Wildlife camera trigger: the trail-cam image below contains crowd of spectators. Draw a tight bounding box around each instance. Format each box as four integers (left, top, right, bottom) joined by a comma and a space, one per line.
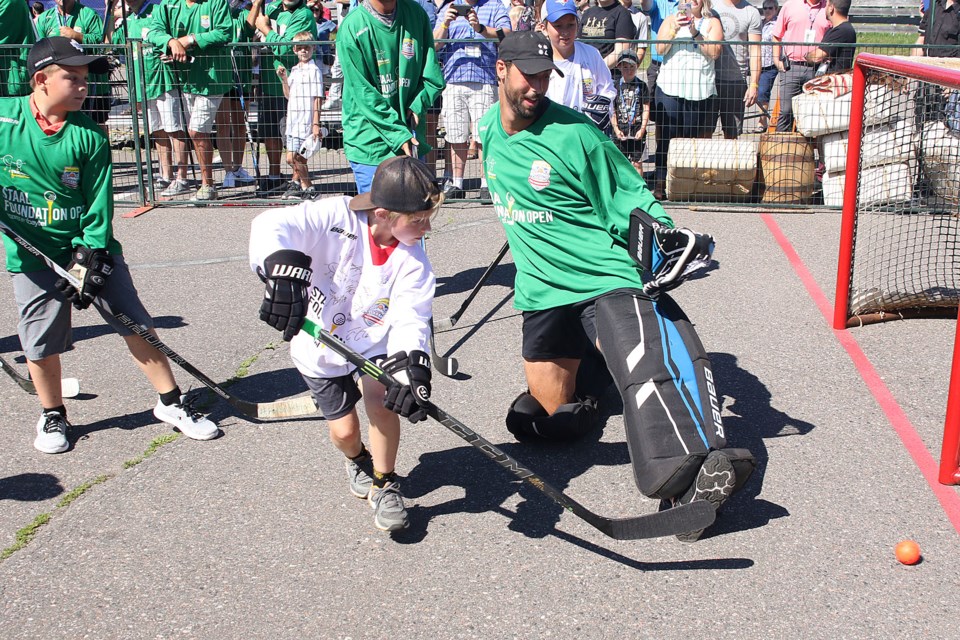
2, 0, 952, 204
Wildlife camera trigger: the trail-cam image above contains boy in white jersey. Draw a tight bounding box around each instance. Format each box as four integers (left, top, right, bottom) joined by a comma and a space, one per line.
249, 156, 442, 533
276, 31, 325, 200
541, 0, 616, 134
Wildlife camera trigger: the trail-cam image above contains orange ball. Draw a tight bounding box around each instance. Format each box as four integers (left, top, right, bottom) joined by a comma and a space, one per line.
895, 540, 921, 565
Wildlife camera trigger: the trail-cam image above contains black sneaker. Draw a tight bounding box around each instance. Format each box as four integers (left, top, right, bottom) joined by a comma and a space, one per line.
442, 180, 464, 200
257, 177, 287, 197
281, 181, 303, 200
478, 187, 491, 203
673, 450, 736, 543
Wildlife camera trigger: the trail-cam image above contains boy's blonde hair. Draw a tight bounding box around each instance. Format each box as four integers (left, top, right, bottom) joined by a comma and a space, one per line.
29, 63, 62, 89
293, 31, 315, 44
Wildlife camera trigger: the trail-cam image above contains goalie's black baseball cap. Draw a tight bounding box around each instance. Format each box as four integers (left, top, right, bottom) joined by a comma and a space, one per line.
28, 37, 110, 76
349, 156, 442, 213
497, 31, 564, 78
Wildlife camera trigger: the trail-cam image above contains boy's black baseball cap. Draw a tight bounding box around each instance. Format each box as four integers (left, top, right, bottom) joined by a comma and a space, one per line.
349, 156, 441, 213
28, 37, 110, 76
497, 31, 564, 78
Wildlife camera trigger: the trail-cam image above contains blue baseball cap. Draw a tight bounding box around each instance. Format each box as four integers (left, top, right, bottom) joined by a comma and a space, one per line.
545, 0, 578, 23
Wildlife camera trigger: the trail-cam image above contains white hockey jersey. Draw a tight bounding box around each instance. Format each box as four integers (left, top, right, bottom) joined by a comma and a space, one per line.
546, 41, 617, 119
249, 197, 436, 379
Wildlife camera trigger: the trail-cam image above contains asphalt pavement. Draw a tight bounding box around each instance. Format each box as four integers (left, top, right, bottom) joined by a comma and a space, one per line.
1, 200, 958, 639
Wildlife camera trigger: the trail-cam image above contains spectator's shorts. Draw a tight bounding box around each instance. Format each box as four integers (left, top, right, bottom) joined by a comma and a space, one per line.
86, 95, 111, 126
184, 93, 223, 134
302, 372, 363, 420
12, 256, 154, 361
257, 95, 286, 142
441, 82, 497, 145
286, 134, 307, 154
147, 91, 185, 133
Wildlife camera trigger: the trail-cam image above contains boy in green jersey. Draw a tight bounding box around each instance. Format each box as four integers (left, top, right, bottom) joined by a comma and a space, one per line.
0, 0, 36, 98
480, 32, 754, 542
337, 0, 444, 193
35, 0, 111, 130
0, 37, 220, 454
146, 0, 234, 201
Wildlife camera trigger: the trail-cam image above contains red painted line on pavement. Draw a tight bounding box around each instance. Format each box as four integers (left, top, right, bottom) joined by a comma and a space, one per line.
761, 213, 960, 534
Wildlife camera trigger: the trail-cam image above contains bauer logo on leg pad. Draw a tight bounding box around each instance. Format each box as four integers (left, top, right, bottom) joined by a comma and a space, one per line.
704, 367, 724, 439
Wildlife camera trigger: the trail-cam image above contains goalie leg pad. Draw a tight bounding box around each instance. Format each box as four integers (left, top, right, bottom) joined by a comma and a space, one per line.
595, 291, 730, 499
505, 392, 601, 441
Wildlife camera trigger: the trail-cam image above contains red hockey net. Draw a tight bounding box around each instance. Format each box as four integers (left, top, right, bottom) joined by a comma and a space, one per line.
832, 53, 960, 485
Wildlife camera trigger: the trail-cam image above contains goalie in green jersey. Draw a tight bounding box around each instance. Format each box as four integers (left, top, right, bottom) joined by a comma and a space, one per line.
478, 31, 755, 542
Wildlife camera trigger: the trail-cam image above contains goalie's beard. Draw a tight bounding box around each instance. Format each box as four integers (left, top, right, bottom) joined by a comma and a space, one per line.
504, 85, 547, 122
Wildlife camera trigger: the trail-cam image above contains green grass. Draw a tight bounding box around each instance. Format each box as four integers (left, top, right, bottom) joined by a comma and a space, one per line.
857, 32, 917, 48
122, 433, 181, 469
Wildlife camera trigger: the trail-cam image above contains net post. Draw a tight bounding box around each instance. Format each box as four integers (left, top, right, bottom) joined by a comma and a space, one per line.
832, 58, 868, 331
939, 311, 960, 485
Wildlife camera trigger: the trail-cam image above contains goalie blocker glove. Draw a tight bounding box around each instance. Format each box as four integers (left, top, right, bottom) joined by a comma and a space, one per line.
582, 94, 612, 134
627, 208, 714, 299
380, 350, 432, 423
54, 246, 114, 310
259, 249, 314, 341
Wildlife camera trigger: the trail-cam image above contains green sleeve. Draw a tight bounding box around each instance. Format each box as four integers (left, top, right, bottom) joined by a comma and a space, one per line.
582, 137, 673, 247
194, 0, 232, 50
77, 136, 115, 251
339, 27, 409, 153
145, 4, 173, 51
265, 8, 316, 71
407, 18, 444, 124
79, 8, 105, 45
35, 12, 56, 39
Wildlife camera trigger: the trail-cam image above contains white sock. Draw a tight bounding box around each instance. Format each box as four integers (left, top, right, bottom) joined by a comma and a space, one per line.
453, 177, 463, 188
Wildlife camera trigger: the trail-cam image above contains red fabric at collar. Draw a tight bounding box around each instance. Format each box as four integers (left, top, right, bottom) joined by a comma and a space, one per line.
367, 224, 399, 266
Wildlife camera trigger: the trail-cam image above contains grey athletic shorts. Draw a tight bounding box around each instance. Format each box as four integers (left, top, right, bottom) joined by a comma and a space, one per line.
302, 372, 363, 420
11, 256, 155, 361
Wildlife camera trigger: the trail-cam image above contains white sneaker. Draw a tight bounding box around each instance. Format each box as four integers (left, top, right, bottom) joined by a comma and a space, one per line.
153, 395, 219, 441
222, 171, 237, 188
161, 179, 190, 197
233, 167, 256, 183
34, 410, 70, 454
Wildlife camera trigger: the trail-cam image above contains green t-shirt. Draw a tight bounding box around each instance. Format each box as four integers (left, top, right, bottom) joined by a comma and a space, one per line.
257, 2, 317, 98
36, 5, 109, 97
0, 0, 35, 98
111, 1, 174, 101
338, 0, 444, 164
478, 100, 672, 311
0, 96, 121, 273
146, 0, 234, 96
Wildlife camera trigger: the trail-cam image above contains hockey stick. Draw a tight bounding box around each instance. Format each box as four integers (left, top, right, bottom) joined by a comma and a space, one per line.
435, 240, 509, 330
0, 355, 81, 398
429, 316, 458, 377
301, 318, 716, 540
228, 47, 261, 180
0, 220, 317, 420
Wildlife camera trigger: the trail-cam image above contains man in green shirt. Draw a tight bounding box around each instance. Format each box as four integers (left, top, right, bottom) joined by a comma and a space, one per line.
479, 32, 755, 542
0, 37, 220, 454
146, 0, 234, 201
0, 0, 36, 98
337, 0, 444, 193
250, 0, 318, 195
35, 0, 111, 130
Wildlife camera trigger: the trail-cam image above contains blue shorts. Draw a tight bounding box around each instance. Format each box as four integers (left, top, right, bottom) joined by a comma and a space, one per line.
349, 161, 377, 195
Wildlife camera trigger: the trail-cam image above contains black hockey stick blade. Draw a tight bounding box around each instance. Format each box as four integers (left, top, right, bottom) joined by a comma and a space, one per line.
436, 240, 509, 331
0, 221, 316, 420
0, 355, 81, 397
302, 319, 716, 540
429, 318, 458, 377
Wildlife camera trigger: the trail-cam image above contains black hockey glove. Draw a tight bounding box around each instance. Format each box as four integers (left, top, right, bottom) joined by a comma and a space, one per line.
380, 350, 432, 423
54, 246, 114, 310
627, 208, 714, 299
582, 94, 612, 133
258, 249, 313, 341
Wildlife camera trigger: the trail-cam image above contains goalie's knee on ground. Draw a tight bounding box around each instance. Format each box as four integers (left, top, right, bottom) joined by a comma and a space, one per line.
505, 392, 601, 441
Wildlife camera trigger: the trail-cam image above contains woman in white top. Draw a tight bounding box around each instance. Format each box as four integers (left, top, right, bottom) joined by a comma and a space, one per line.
651, 0, 722, 198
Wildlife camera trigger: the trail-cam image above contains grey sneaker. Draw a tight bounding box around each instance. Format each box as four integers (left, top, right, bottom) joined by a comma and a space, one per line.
193, 185, 218, 201
153, 395, 219, 441
674, 450, 736, 543
160, 179, 190, 197
368, 481, 409, 532
345, 452, 373, 498
34, 409, 70, 454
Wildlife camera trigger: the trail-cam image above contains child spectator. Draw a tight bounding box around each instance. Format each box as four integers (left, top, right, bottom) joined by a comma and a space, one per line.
611, 50, 650, 169
276, 31, 324, 200
0, 37, 219, 454
249, 156, 442, 532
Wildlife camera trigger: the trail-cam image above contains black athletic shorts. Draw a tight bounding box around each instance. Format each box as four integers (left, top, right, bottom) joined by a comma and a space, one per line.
302, 372, 362, 420
87, 95, 111, 125
257, 95, 286, 141
521, 299, 599, 360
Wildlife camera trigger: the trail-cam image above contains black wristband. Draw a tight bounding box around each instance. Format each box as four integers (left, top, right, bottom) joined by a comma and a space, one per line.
496, 27, 505, 41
